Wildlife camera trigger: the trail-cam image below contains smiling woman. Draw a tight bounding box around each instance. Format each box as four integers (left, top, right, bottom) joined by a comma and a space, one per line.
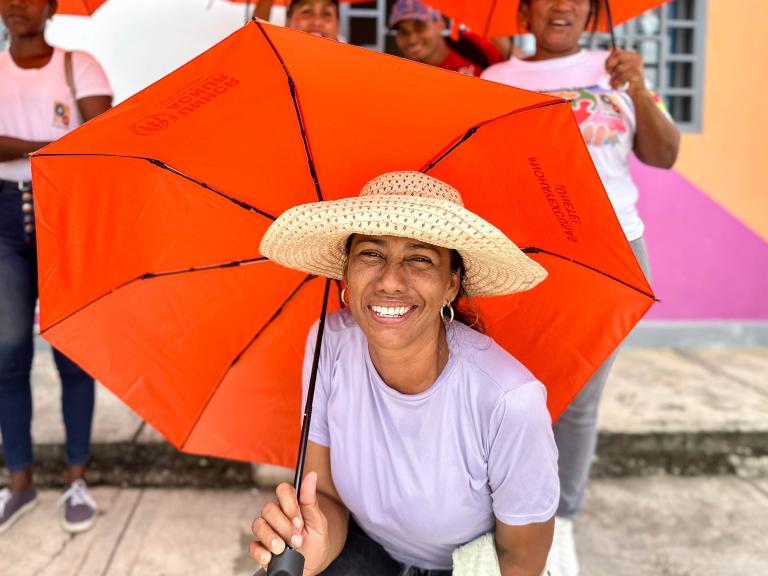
251, 171, 558, 576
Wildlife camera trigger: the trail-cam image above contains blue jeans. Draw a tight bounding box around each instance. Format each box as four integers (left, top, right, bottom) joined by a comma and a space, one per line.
320, 519, 452, 576
0, 179, 95, 472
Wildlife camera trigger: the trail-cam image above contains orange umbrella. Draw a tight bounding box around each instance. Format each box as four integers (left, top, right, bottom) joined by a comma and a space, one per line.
427, 0, 670, 40
226, 0, 372, 5
30, 21, 653, 469
56, 0, 109, 16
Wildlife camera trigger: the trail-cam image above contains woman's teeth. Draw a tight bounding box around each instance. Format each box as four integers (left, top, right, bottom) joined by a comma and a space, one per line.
372, 306, 411, 318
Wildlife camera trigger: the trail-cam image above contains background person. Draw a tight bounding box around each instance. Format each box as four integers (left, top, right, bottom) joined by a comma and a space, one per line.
285, 0, 339, 41
390, 0, 503, 77
0, 0, 111, 535
249, 171, 559, 575
481, 1, 680, 574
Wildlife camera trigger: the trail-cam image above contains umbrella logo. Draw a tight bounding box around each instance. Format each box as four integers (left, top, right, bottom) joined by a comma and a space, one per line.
130, 113, 178, 136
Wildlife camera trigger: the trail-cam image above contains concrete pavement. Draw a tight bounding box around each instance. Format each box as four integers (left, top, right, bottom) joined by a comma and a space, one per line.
1, 342, 767, 574
1, 476, 766, 575
2, 342, 766, 485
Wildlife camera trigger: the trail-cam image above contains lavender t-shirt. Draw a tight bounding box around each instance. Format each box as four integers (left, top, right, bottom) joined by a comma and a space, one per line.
303, 310, 559, 570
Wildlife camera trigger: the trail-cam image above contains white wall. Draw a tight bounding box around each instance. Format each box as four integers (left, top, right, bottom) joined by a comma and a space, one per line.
45, 0, 253, 104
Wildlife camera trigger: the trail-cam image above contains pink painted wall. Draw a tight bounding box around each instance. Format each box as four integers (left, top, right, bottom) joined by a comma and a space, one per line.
632, 159, 768, 320
628, 2, 768, 322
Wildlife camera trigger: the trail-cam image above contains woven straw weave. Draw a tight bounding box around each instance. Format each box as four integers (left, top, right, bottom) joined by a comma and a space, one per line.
260, 171, 547, 297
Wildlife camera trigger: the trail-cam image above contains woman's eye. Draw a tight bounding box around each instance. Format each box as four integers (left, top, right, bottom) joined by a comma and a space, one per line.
410, 256, 432, 265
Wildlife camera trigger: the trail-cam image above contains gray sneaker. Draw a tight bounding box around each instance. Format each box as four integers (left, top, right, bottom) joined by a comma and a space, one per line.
58, 479, 97, 534
0, 486, 38, 535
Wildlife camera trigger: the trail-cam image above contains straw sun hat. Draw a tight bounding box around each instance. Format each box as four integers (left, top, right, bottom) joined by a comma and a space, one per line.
259, 171, 547, 297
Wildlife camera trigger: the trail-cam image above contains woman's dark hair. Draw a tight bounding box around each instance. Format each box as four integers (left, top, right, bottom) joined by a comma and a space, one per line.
448, 250, 485, 332
518, 0, 602, 34
342, 235, 484, 333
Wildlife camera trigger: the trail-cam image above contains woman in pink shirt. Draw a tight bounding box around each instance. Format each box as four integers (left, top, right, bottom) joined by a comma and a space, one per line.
250, 171, 560, 575
482, 2, 680, 574
0, 0, 111, 536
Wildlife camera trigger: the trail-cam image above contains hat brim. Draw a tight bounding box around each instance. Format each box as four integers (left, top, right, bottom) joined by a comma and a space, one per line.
260, 195, 547, 297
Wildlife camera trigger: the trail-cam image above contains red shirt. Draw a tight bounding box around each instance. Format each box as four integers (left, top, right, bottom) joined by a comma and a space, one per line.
439, 31, 503, 77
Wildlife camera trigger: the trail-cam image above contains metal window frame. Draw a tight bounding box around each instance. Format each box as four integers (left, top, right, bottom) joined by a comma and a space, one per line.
339, 0, 389, 52
583, 0, 706, 132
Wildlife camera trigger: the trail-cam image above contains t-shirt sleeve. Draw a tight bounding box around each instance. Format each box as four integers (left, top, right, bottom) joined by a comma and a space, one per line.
301, 320, 331, 447
487, 381, 559, 526
647, 89, 675, 123
72, 51, 113, 100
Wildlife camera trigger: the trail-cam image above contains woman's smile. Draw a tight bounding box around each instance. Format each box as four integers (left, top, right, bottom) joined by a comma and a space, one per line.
368, 304, 417, 323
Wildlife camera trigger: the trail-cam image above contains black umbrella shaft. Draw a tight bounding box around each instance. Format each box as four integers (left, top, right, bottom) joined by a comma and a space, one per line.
604, 0, 617, 49
293, 277, 331, 494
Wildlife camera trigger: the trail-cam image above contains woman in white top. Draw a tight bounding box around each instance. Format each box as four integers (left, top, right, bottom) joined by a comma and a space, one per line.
481, 1, 679, 574
0, 0, 111, 535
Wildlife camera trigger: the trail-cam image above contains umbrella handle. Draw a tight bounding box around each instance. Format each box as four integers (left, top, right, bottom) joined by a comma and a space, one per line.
265, 548, 305, 576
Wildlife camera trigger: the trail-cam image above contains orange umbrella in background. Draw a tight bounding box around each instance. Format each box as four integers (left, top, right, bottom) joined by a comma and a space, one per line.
427, 0, 671, 42
56, 0, 109, 16
30, 21, 653, 471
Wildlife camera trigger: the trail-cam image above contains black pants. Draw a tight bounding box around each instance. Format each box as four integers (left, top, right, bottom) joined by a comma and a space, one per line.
320, 519, 452, 576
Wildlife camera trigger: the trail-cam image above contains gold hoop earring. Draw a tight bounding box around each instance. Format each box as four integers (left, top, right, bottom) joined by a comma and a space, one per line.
441, 303, 454, 324
341, 287, 349, 306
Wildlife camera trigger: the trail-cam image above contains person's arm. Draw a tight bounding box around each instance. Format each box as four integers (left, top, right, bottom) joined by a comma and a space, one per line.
0, 95, 110, 162
0, 137, 51, 162
254, 0, 273, 20
491, 36, 512, 61
77, 95, 112, 122
495, 517, 554, 576
605, 48, 680, 169
250, 441, 349, 576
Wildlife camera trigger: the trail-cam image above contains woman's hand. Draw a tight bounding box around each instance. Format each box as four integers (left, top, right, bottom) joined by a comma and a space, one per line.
250, 472, 331, 575
605, 48, 647, 98
605, 49, 680, 168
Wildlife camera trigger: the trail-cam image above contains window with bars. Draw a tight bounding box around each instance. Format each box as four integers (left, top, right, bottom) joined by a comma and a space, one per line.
580, 0, 706, 132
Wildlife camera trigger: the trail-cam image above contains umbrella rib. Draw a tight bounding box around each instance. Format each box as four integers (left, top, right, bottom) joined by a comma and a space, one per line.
484, 0, 499, 38
33, 152, 278, 221
146, 158, 277, 220
39, 257, 270, 336
421, 99, 567, 173
179, 273, 319, 450
522, 247, 658, 300
255, 21, 323, 202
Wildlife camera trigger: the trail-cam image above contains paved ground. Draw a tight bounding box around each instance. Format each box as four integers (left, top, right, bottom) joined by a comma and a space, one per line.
1, 475, 766, 576
2, 343, 766, 484
1, 343, 767, 574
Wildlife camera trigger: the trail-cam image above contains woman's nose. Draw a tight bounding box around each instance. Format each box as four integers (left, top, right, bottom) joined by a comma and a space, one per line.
376, 261, 408, 292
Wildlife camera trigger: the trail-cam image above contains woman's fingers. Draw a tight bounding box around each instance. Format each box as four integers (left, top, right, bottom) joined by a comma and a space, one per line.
249, 540, 273, 571
251, 514, 286, 556
275, 482, 304, 532
260, 499, 304, 550
298, 471, 326, 531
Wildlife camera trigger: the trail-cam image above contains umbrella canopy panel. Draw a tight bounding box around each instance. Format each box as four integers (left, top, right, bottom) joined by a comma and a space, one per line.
32, 21, 653, 467
56, 0, 109, 16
